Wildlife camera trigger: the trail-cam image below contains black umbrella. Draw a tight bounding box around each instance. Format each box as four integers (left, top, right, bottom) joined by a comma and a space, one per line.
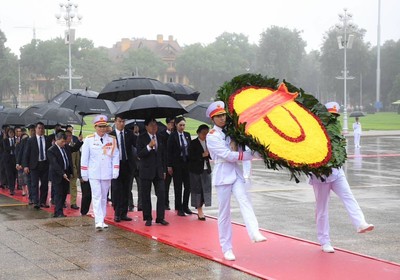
50, 88, 117, 134
50, 89, 117, 116
0, 108, 25, 127
98, 76, 173, 102
184, 101, 212, 124
20, 103, 84, 127
349, 111, 366, 117
165, 82, 200, 101
115, 94, 187, 120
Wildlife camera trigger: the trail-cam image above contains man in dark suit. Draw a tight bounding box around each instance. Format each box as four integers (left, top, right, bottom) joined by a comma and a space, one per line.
47, 132, 73, 217
22, 122, 52, 209
159, 117, 175, 210
3, 127, 17, 195
136, 118, 169, 226
110, 116, 135, 222
167, 116, 192, 216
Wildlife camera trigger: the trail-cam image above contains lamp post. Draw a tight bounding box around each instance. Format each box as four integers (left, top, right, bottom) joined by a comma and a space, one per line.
55, 0, 82, 90
336, 8, 354, 134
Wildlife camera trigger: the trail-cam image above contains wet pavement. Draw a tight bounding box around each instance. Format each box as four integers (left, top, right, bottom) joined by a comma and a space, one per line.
0, 131, 399, 279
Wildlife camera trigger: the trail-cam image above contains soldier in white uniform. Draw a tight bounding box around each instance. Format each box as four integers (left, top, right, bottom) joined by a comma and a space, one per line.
309, 102, 374, 253
352, 117, 362, 148
205, 101, 266, 261
81, 115, 119, 230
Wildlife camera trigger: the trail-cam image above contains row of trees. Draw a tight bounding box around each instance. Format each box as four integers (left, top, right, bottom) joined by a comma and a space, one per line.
1, 25, 399, 111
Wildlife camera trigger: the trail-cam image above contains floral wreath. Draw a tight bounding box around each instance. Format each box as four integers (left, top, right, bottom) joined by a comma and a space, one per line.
216, 73, 347, 182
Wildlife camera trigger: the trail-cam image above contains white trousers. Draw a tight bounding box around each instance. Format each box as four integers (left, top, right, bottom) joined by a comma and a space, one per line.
312, 175, 366, 245
216, 179, 260, 253
354, 133, 361, 147
89, 179, 111, 225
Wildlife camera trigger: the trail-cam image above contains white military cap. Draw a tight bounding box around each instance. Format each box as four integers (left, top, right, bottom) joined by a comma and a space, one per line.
206, 101, 226, 118
93, 114, 108, 126
325, 102, 340, 115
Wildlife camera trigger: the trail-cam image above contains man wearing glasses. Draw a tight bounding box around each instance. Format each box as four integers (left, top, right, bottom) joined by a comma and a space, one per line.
81, 115, 120, 230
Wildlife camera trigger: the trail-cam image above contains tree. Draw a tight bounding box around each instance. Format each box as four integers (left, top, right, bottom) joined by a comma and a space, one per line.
119, 47, 167, 78
319, 26, 371, 108
0, 29, 19, 105
176, 33, 256, 101
256, 26, 306, 84
298, 50, 322, 99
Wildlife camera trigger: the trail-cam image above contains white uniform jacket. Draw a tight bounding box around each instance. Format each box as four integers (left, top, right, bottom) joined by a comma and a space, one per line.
80, 133, 120, 180
206, 125, 254, 186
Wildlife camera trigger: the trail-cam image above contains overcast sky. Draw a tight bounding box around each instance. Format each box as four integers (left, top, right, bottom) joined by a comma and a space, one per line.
1, 0, 399, 56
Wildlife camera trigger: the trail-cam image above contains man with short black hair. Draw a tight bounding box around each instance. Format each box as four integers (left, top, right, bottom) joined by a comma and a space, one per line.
47, 132, 73, 217
22, 122, 52, 209
110, 115, 135, 222
136, 118, 168, 226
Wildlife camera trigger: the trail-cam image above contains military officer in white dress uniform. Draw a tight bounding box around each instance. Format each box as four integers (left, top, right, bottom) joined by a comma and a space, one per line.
309, 102, 374, 253
81, 115, 120, 230
205, 101, 266, 261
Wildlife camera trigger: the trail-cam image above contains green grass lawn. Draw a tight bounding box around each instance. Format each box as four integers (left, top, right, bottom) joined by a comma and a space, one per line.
77, 112, 400, 138
339, 112, 400, 131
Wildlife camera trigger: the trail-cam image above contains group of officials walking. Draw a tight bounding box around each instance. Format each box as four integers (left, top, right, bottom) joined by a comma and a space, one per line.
0, 100, 374, 261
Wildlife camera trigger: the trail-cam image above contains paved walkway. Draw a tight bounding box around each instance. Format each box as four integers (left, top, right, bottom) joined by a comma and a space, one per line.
0, 202, 257, 280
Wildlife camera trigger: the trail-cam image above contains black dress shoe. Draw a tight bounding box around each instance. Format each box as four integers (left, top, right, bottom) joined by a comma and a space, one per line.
53, 214, 67, 218
156, 219, 169, 226
177, 210, 186, 216
128, 206, 134, 212
71, 204, 80, 210
114, 216, 121, 222
10, 191, 15, 195
198, 216, 206, 221
121, 216, 132, 221
165, 205, 171, 210
145, 220, 152, 226
40, 204, 50, 208
137, 207, 143, 211
184, 208, 193, 215
34, 204, 40, 209
28, 201, 34, 205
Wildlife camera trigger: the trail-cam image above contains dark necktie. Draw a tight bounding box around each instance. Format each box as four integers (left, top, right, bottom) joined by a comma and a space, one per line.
61, 147, 68, 170
39, 136, 44, 160
10, 138, 14, 155
120, 131, 127, 161
222, 128, 227, 140
152, 135, 157, 150
180, 133, 187, 160
100, 137, 103, 144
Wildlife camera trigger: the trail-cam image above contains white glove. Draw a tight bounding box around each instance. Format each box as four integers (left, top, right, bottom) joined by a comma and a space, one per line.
82, 176, 88, 182
112, 171, 119, 179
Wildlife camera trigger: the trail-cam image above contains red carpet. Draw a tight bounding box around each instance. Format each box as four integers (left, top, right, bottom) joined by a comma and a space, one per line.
2, 188, 400, 280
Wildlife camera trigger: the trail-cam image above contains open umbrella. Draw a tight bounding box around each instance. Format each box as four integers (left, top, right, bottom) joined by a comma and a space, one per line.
50, 89, 117, 116
349, 111, 366, 117
0, 108, 25, 127
165, 82, 200, 101
19, 103, 84, 128
184, 101, 212, 124
50, 88, 117, 134
115, 94, 187, 120
98, 76, 173, 102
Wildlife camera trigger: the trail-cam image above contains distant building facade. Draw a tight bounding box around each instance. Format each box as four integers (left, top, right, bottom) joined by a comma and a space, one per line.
109, 34, 189, 85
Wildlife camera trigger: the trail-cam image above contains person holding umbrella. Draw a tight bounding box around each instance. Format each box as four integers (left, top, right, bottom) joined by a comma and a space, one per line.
80, 115, 120, 230
353, 117, 362, 148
